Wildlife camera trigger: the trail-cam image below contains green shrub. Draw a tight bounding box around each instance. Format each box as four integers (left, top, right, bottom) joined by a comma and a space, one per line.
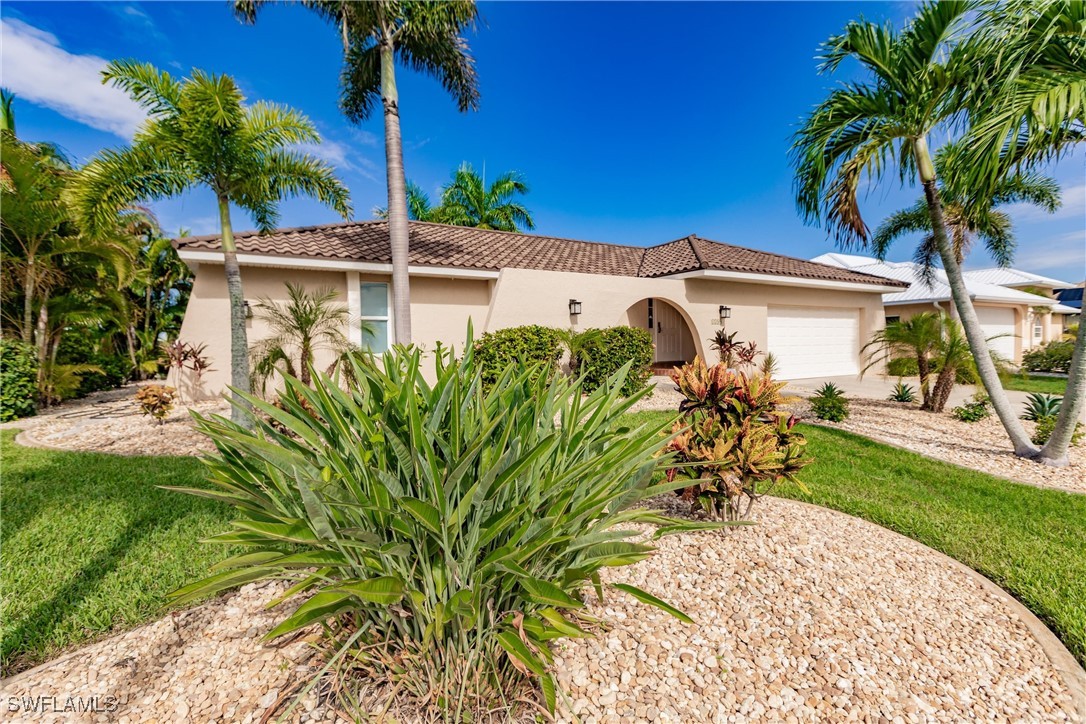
56, 335, 132, 396
572, 326, 653, 396
473, 325, 562, 388
1032, 415, 1084, 447
667, 357, 810, 521
952, 394, 990, 423
1022, 340, 1074, 373
0, 340, 38, 421
888, 381, 916, 403
174, 337, 714, 718
887, 356, 975, 384
810, 383, 849, 422
1022, 392, 1062, 421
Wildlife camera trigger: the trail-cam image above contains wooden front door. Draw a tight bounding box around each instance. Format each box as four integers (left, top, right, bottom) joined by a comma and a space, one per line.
653, 299, 684, 362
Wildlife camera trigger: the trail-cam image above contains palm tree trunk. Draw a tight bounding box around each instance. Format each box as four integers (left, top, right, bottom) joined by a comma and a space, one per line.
913, 136, 1037, 457
35, 295, 48, 406
380, 33, 412, 346
1038, 315, 1085, 465
917, 355, 932, 407
217, 194, 252, 427
925, 366, 955, 413
22, 259, 35, 343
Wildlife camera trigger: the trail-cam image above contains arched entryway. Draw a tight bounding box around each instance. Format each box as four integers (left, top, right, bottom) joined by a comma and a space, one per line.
623, 298, 698, 370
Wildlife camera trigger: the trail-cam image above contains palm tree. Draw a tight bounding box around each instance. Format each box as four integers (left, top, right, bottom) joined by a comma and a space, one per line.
862, 313, 942, 408
438, 163, 535, 232
374, 180, 443, 221
959, 0, 1086, 465
249, 282, 357, 395
872, 145, 1061, 284
792, 1, 1039, 457
73, 61, 352, 426
235, 1, 481, 347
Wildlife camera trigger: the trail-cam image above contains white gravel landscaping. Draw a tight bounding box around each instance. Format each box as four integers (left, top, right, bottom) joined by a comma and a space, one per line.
2, 498, 1080, 722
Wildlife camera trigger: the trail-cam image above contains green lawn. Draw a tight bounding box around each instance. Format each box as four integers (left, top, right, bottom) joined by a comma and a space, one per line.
624, 410, 1086, 667
1000, 374, 1068, 395
0, 430, 234, 676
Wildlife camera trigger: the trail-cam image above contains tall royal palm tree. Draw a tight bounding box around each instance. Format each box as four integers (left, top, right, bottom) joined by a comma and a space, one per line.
235, 1, 481, 346
438, 163, 535, 232
792, 1, 1039, 457
73, 61, 352, 426
959, 0, 1086, 465
872, 145, 1061, 284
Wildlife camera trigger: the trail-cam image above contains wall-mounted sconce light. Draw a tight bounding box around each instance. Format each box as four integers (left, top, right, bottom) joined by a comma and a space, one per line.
718, 305, 731, 325
569, 299, 582, 316
243, 300, 254, 319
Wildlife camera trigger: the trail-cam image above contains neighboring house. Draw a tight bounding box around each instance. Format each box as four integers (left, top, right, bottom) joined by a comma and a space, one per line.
813, 253, 1077, 363
1053, 284, 1082, 323
172, 221, 905, 395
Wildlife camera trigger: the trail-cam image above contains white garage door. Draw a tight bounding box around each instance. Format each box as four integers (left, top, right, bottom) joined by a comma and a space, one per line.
975, 306, 1016, 362
768, 307, 860, 379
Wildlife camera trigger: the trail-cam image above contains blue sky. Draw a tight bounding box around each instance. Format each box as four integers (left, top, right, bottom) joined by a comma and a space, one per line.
2, 1, 1083, 281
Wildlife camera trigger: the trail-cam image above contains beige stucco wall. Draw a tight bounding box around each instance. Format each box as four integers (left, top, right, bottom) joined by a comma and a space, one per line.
174, 264, 349, 399
177, 262, 889, 396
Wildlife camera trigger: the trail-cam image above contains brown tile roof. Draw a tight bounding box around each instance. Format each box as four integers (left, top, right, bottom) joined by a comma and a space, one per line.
175, 221, 906, 288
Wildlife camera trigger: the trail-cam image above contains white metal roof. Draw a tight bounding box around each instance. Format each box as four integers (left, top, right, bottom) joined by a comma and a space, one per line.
963, 267, 1075, 289
811, 253, 1064, 307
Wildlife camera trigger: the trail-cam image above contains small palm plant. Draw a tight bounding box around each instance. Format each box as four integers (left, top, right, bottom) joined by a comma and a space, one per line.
249, 283, 358, 395
171, 330, 722, 718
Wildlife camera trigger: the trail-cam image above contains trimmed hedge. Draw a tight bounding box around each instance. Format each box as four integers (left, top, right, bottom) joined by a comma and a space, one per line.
0, 340, 38, 421
572, 327, 653, 396
473, 325, 563, 387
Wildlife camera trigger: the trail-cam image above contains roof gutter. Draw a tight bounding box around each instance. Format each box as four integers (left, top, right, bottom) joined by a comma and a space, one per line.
176, 249, 501, 280
885, 294, 1059, 307
663, 268, 905, 293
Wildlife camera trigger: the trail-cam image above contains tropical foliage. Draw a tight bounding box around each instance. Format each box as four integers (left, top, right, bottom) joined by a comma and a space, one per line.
791, 1, 1041, 457
871, 145, 1060, 283
135, 384, 177, 423
73, 62, 351, 426
888, 381, 917, 403
1021, 392, 1063, 422
172, 334, 715, 718
0, 92, 179, 412
952, 393, 991, 423
667, 357, 810, 521
809, 382, 850, 422
863, 313, 985, 413
249, 282, 356, 395
0, 340, 37, 421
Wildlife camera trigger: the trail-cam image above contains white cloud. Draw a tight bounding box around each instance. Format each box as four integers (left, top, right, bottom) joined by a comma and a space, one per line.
0, 18, 146, 138
1012, 230, 1086, 277
295, 137, 379, 182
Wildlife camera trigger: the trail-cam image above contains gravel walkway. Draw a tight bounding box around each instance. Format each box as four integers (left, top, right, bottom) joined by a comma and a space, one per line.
3, 499, 1080, 722
553, 497, 1082, 722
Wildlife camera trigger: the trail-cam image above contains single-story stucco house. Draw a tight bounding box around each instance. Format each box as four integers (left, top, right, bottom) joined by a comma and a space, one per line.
172, 221, 907, 396
813, 253, 1079, 363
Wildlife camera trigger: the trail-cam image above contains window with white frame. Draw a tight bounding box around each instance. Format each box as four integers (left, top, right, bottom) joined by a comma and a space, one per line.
1033, 324, 1043, 341
360, 282, 390, 352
